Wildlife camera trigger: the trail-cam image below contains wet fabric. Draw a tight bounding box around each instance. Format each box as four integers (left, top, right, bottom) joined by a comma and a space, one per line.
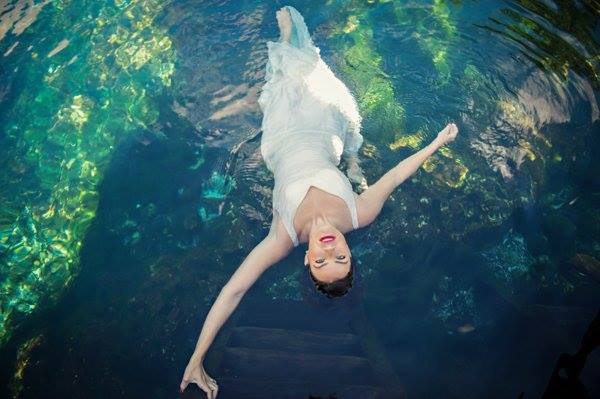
258, 5, 363, 246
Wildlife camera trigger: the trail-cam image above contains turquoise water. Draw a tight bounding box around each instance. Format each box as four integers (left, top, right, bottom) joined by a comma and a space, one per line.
0, 0, 599, 397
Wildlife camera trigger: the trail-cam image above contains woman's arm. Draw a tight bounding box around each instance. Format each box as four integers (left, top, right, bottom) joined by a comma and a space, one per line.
180, 215, 292, 397
356, 123, 458, 227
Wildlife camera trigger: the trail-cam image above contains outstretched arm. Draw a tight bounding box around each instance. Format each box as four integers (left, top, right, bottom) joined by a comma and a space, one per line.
356, 123, 459, 227
180, 215, 292, 397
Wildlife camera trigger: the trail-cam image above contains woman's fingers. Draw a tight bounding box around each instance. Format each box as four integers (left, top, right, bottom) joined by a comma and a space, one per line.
180, 367, 216, 398
180, 376, 208, 395
200, 368, 218, 399
444, 123, 458, 142
180, 367, 193, 392
450, 123, 459, 139
195, 379, 213, 399
208, 383, 219, 399
202, 385, 213, 399
434, 122, 459, 146
207, 377, 219, 398
179, 378, 188, 393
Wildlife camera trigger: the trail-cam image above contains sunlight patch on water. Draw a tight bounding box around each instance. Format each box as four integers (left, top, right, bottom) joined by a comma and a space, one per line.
0, 0, 50, 42
0, 0, 176, 346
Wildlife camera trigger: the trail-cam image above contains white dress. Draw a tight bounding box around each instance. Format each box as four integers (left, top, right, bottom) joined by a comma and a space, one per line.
257, 7, 364, 247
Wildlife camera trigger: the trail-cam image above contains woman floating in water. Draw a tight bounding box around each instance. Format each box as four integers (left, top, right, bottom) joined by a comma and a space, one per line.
181, 5, 458, 397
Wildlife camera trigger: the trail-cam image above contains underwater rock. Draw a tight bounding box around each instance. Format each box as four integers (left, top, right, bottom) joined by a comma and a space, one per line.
522, 304, 597, 330
132, 128, 167, 147
9, 333, 45, 398
539, 187, 578, 211
525, 232, 551, 258
421, 149, 469, 189
541, 213, 577, 256
198, 201, 257, 253
569, 254, 600, 283
470, 124, 537, 182
0, 76, 11, 103
391, 0, 459, 87
430, 275, 479, 333
575, 150, 600, 189
202, 171, 236, 200
266, 268, 303, 302
198, 205, 221, 223
530, 256, 555, 274
576, 209, 600, 245
463, 223, 507, 250
512, 203, 542, 236
181, 208, 200, 231
481, 231, 533, 288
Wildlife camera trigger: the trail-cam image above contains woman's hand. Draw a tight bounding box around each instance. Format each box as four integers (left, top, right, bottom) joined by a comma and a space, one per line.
180, 358, 219, 398
434, 122, 459, 146
346, 153, 369, 193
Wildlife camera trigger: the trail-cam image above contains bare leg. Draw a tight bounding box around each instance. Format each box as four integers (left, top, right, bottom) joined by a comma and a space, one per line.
276, 7, 292, 43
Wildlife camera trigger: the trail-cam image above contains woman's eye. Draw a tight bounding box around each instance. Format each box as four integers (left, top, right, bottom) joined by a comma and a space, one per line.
315, 258, 325, 264
336, 255, 346, 260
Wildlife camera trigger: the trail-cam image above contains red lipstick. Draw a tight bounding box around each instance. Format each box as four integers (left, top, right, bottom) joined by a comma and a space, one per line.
319, 235, 335, 243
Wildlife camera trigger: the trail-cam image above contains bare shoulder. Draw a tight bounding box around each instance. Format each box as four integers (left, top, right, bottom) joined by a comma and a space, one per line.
267, 211, 295, 255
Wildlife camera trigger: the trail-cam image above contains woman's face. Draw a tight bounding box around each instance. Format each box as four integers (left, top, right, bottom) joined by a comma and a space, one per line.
304, 224, 351, 283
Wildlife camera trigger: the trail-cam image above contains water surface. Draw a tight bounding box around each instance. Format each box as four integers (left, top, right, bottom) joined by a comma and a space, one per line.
0, 0, 599, 398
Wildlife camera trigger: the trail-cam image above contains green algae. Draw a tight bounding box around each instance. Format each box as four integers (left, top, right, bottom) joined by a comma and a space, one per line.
326, 0, 406, 144
0, 0, 176, 346
422, 147, 469, 189
388, 131, 425, 150
8, 333, 44, 398
391, 0, 459, 86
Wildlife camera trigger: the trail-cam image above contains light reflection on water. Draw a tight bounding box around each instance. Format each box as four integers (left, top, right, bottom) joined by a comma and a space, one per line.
0, 0, 598, 397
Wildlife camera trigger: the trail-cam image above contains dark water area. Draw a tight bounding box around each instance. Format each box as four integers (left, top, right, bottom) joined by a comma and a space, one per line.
1, 0, 599, 398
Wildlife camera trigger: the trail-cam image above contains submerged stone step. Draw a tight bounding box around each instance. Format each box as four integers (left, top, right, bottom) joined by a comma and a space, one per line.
214, 377, 389, 399
221, 347, 375, 385
236, 299, 356, 333
227, 326, 363, 356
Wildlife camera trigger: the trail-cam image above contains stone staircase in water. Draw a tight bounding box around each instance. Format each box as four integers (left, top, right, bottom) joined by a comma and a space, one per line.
184, 296, 405, 399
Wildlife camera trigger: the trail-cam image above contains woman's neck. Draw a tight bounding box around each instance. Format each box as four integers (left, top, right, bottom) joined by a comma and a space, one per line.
304, 213, 337, 239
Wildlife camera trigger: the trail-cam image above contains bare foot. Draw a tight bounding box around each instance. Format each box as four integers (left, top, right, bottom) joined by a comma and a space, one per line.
276, 7, 292, 43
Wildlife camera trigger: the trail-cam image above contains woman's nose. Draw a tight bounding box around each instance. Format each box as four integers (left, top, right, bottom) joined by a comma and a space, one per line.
323, 246, 336, 255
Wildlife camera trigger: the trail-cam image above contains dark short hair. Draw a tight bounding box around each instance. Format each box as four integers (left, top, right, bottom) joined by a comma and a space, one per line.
308, 264, 353, 298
